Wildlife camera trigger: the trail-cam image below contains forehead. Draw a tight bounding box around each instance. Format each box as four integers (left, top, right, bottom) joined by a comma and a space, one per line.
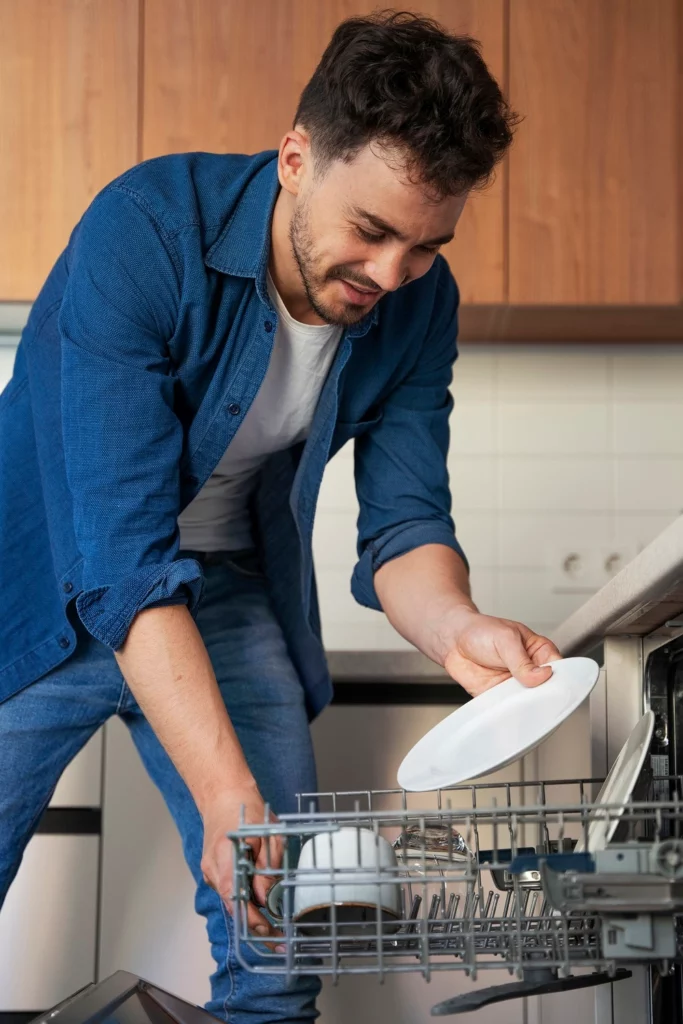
316, 143, 464, 233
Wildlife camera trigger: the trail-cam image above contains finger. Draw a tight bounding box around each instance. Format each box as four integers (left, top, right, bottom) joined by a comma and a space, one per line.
255, 832, 284, 873
498, 629, 552, 688
529, 636, 562, 665
210, 838, 274, 934
514, 622, 561, 664
253, 835, 284, 907
226, 883, 281, 940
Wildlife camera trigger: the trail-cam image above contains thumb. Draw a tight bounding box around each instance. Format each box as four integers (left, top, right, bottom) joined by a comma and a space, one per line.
500, 634, 552, 688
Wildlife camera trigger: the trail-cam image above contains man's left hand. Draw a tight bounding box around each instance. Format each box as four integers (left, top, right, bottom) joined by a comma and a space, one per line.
441, 609, 561, 697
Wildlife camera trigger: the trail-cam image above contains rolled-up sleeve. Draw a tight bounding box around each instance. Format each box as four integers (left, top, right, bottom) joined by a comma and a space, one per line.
58, 186, 203, 649
351, 258, 467, 611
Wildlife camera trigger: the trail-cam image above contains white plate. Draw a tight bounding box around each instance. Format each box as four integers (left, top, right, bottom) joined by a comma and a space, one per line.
397, 657, 599, 792
573, 710, 654, 855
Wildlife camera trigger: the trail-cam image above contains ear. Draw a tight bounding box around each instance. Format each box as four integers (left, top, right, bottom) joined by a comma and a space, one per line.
277, 128, 312, 197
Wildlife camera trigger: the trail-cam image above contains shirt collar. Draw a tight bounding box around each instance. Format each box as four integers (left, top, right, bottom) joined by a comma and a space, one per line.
204, 153, 279, 287
204, 152, 380, 337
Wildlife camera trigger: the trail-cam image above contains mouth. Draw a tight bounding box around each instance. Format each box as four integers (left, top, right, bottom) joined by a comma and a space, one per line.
338, 280, 381, 305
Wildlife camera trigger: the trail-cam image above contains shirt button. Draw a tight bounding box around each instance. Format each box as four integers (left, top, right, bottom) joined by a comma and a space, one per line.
227, 403, 241, 416
63, 581, 73, 594
58, 636, 71, 649
264, 320, 273, 333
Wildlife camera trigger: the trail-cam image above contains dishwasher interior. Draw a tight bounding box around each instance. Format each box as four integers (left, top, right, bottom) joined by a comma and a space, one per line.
228, 633, 683, 1022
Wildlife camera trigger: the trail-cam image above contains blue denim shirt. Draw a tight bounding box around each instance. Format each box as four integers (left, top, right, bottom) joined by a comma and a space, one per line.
0, 150, 465, 718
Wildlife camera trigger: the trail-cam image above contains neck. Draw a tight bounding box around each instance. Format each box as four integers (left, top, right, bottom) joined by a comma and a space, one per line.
269, 189, 324, 325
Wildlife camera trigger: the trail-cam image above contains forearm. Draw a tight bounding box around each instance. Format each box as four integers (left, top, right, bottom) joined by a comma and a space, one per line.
114, 604, 254, 816
374, 544, 478, 666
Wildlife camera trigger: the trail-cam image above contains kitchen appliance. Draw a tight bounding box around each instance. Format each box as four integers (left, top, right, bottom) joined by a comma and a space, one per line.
227, 516, 683, 1023
28, 971, 221, 1024
227, 773, 681, 1016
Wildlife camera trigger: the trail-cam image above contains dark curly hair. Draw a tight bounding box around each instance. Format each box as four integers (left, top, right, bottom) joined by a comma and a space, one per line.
294, 9, 518, 200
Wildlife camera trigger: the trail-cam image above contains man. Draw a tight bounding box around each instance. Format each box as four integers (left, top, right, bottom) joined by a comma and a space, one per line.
0, 10, 560, 1023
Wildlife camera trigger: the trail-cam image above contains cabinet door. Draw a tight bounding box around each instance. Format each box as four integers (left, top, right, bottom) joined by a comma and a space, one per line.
0, 835, 99, 1009
0, 0, 140, 300
508, 0, 679, 305
143, 0, 505, 303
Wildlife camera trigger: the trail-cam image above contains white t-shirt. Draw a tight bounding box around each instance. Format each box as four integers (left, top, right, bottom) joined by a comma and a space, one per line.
178, 274, 342, 552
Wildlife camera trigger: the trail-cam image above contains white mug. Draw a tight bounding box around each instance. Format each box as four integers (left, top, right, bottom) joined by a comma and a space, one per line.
266, 827, 402, 933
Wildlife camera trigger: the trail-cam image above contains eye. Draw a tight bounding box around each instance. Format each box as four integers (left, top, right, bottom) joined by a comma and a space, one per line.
357, 227, 385, 243
417, 244, 439, 255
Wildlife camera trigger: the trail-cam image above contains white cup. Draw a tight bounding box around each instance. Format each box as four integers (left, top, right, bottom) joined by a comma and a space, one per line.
266, 827, 402, 933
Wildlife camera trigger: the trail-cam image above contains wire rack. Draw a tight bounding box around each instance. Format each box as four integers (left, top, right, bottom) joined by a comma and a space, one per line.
227, 776, 683, 982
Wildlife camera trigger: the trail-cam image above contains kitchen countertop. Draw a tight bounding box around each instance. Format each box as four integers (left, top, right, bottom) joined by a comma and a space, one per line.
551, 513, 683, 656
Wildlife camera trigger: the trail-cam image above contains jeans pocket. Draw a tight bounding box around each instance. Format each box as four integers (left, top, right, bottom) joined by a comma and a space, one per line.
222, 551, 265, 580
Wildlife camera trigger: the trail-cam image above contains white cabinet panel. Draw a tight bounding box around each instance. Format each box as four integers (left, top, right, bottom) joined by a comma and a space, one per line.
0, 835, 98, 1009
98, 719, 212, 1006
50, 730, 103, 808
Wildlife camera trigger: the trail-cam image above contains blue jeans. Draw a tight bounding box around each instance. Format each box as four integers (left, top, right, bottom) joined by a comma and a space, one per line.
0, 554, 321, 1023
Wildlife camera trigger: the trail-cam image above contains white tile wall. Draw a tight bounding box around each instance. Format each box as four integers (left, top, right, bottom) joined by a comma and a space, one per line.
2, 336, 682, 651
314, 344, 683, 649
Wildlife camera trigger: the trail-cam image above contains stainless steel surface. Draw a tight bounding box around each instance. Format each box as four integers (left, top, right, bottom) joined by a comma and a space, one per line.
326, 650, 449, 682
603, 637, 647, 768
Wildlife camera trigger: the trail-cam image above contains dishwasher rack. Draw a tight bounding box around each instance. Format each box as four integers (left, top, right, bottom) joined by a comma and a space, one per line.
227, 777, 683, 1012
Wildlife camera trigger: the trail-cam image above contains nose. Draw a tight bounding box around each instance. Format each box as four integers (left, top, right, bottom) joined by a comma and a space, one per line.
365, 251, 408, 293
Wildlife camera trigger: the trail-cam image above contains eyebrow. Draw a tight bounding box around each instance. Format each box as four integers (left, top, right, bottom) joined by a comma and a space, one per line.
350, 206, 455, 247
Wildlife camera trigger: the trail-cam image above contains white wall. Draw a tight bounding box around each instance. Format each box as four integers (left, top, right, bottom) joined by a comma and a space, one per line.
314, 344, 683, 649
2, 336, 681, 647
2, 337, 682, 647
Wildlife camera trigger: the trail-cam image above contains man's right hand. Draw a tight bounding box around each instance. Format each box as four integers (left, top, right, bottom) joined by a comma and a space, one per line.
113, 606, 285, 945
200, 780, 285, 944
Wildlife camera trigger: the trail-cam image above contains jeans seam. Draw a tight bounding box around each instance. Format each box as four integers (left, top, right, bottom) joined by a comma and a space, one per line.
115, 678, 130, 715
220, 900, 236, 1014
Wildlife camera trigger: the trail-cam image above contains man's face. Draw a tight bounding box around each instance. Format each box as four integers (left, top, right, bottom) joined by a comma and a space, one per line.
289, 144, 467, 327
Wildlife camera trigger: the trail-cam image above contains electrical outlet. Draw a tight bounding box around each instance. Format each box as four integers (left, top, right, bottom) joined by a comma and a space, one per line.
546, 545, 603, 594
598, 544, 638, 581
546, 544, 639, 594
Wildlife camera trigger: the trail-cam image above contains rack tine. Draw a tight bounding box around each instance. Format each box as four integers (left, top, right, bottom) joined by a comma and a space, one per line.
229, 775, 682, 982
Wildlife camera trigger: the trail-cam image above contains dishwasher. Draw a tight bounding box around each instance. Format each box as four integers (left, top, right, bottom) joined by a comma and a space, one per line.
227, 525, 683, 1024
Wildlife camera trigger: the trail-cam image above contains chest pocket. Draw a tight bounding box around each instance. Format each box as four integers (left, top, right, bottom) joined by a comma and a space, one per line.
330, 410, 382, 457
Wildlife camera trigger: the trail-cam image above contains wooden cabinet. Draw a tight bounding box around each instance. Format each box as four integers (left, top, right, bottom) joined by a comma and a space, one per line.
142, 0, 506, 304
0, 0, 140, 300
508, 0, 680, 305
2, 1, 681, 324
429, 1, 506, 304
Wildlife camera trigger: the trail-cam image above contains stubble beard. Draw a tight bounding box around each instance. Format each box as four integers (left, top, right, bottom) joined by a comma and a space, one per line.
288, 200, 369, 327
